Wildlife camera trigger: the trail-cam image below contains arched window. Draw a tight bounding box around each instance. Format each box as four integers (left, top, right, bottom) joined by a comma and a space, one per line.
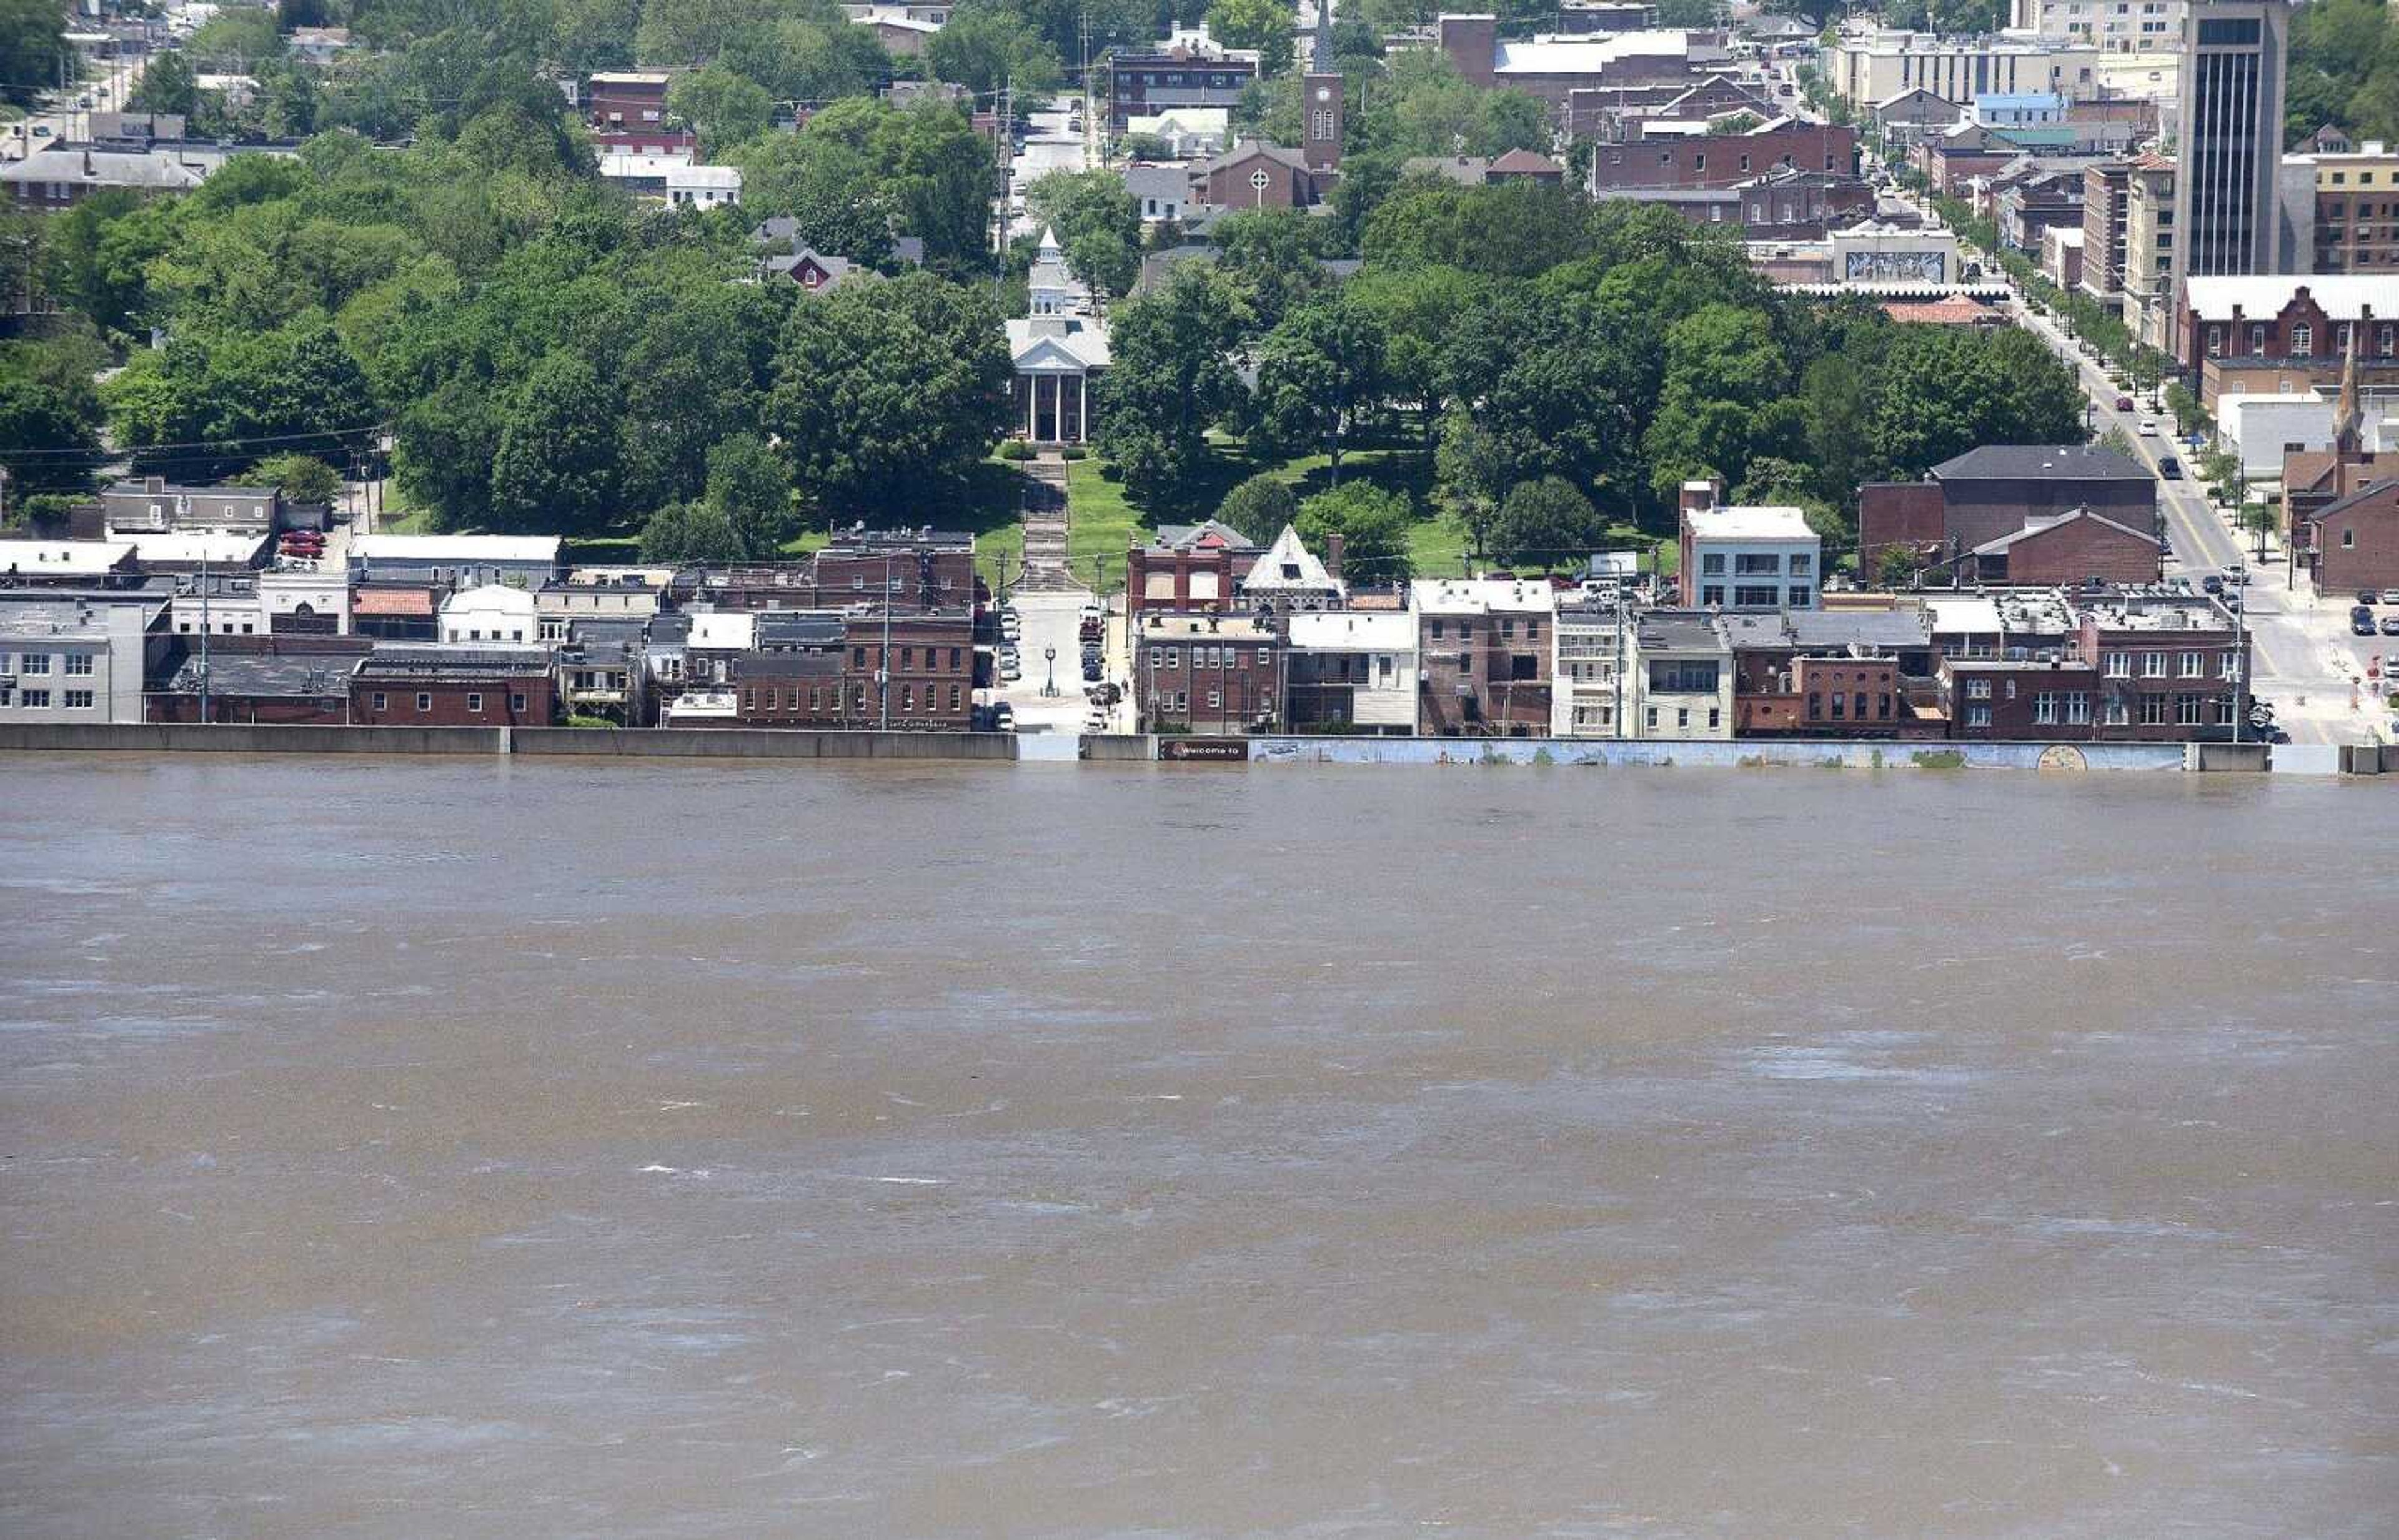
2291, 322, 2312, 357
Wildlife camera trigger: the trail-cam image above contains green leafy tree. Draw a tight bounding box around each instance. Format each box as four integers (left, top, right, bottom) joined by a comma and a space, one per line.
0, 376, 104, 495
1211, 208, 1334, 334
763, 270, 1013, 515
926, 4, 1063, 97
0, 0, 67, 110
1093, 264, 1247, 511
703, 432, 795, 555
1216, 470, 1298, 536
490, 350, 623, 535
1296, 482, 1415, 585
638, 499, 747, 562
250, 451, 345, 505
1024, 169, 1141, 297
667, 64, 774, 156
1248, 290, 1388, 477
1205, 0, 1295, 76
136, 50, 199, 116
1476, 89, 1552, 156
1489, 475, 1601, 571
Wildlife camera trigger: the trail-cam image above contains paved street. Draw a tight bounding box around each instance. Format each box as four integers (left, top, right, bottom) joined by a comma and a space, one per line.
2000, 290, 2393, 745
1007, 98, 1089, 242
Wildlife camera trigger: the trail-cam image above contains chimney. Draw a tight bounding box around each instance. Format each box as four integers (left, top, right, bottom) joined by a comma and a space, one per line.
1324, 531, 1344, 582
1679, 477, 1721, 515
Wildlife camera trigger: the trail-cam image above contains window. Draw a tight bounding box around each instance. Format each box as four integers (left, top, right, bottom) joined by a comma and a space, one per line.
1701, 554, 1727, 575
2343, 528, 2356, 548
1789, 555, 1813, 576
1707, 708, 1720, 730
950, 684, 962, 710
1701, 585, 1724, 606
22, 689, 49, 707
1734, 554, 1780, 575
62, 653, 92, 676
511, 692, 528, 713
19, 653, 48, 674
1166, 648, 1180, 668
1831, 692, 1846, 718
2177, 693, 2202, 725
2139, 695, 2167, 725
1206, 689, 1221, 710
2207, 325, 2223, 358
2105, 697, 2128, 725
2292, 323, 2312, 357
1456, 651, 1473, 675
1787, 586, 1812, 607
2180, 650, 2203, 677
2249, 322, 2267, 354
1646, 707, 1657, 728
64, 689, 93, 709
372, 692, 387, 712
1257, 647, 1271, 665
1965, 677, 1991, 700
1968, 703, 1992, 728
2034, 692, 2059, 724
2142, 650, 2166, 677
1808, 691, 1822, 718
1677, 707, 1689, 728
2064, 692, 2089, 724
415, 692, 432, 712
1648, 660, 1719, 694
2104, 650, 2130, 677
1733, 585, 1779, 607
2220, 652, 2240, 680
1429, 620, 1443, 640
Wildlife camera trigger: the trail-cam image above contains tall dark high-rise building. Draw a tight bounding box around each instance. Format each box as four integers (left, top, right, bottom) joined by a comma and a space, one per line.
2169, 0, 2290, 287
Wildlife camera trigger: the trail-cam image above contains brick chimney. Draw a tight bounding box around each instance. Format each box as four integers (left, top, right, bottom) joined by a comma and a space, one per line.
1324, 532, 1344, 582
1679, 477, 1722, 515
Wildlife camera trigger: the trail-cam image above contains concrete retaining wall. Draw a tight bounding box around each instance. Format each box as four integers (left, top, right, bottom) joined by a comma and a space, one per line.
0, 722, 504, 755
1081, 735, 1156, 762
512, 728, 1016, 760
1244, 735, 2191, 773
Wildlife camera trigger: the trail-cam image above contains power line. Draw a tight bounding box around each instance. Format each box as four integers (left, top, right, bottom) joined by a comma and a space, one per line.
0, 422, 388, 458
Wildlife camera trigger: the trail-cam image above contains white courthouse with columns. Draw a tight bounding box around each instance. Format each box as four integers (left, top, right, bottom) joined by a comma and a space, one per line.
1005, 228, 1110, 445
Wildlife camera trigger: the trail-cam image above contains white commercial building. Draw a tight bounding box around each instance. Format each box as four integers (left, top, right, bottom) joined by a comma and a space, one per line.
258, 567, 352, 635
1284, 610, 1416, 732
0, 592, 169, 723
1678, 487, 1822, 610
1824, 25, 2147, 107
667, 163, 741, 209
2010, 0, 2183, 54
1626, 610, 1735, 740
350, 535, 562, 588
1552, 596, 1634, 737
440, 584, 539, 644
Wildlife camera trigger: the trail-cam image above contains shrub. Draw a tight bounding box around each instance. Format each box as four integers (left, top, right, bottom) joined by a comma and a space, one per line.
998, 440, 1036, 461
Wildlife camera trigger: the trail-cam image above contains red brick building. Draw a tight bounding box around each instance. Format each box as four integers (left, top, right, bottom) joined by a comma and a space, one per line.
1411, 577, 1556, 737
146, 642, 365, 725
2177, 277, 2395, 409
1587, 120, 1855, 195
1195, 141, 1331, 211
350, 646, 555, 727
1940, 657, 2102, 739
586, 71, 671, 132
725, 609, 976, 730
2307, 479, 2399, 596
1126, 519, 1261, 618
690, 530, 982, 614
1135, 614, 1281, 733
1965, 508, 2163, 586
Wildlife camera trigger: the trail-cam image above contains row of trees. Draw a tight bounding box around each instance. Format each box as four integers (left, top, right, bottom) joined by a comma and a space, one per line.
1091, 189, 2087, 578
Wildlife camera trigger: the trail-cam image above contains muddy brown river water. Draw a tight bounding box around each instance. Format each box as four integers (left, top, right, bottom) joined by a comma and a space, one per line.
1, 755, 2395, 1537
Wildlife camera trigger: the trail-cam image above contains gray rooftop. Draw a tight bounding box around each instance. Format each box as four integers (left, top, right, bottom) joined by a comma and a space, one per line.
355, 645, 551, 678
755, 612, 848, 648
1717, 608, 1934, 652
735, 650, 842, 679
1635, 611, 1728, 651
1933, 445, 2152, 482
164, 652, 354, 697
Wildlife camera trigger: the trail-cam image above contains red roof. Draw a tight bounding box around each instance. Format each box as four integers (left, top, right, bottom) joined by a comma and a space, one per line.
1880, 295, 1997, 326
353, 588, 434, 617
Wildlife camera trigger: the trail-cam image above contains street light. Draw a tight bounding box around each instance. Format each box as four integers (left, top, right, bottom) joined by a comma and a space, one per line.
1043, 643, 1056, 698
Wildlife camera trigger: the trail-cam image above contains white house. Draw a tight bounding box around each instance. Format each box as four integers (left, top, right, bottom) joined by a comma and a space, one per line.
1678, 482, 1821, 610
668, 163, 741, 209
1234, 523, 1344, 612
1284, 610, 1417, 733
440, 584, 539, 644
259, 567, 352, 635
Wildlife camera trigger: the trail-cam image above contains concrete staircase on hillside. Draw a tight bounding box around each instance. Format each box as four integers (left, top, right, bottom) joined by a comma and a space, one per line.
1015, 460, 1083, 594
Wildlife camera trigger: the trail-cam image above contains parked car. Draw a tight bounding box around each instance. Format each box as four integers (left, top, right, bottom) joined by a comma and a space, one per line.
991, 702, 1015, 731
2383, 589, 2399, 606
2352, 607, 2378, 635
2382, 616, 2399, 637
1080, 659, 1102, 682
2114, 394, 2134, 411
2202, 574, 2225, 595
2360, 590, 2382, 607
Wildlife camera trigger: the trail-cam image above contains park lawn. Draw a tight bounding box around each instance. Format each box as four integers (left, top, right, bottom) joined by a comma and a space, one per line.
1065, 455, 1143, 593
1406, 510, 1470, 580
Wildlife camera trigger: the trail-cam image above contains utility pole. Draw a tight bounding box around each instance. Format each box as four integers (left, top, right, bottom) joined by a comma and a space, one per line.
878, 552, 893, 730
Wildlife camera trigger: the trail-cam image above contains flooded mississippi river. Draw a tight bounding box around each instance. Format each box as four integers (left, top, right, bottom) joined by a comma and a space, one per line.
2, 755, 2395, 1537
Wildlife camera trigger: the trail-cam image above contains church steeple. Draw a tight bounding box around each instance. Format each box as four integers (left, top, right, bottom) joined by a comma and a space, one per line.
2333, 321, 2363, 459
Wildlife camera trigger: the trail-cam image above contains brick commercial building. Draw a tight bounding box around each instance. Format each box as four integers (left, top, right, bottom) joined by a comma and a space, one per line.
1135, 614, 1282, 733
2177, 276, 2396, 410
1127, 519, 1261, 618
1947, 590, 2253, 741
1411, 577, 1558, 736
1587, 119, 1857, 198
718, 608, 975, 730
693, 529, 980, 614
1860, 445, 2157, 573
1722, 607, 1940, 738
147, 648, 359, 725
350, 645, 555, 727
1103, 34, 1259, 134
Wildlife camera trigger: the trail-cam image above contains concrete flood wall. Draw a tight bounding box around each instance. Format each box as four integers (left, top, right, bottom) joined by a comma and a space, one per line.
0, 723, 1016, 760
1244, 735, 2196, 773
